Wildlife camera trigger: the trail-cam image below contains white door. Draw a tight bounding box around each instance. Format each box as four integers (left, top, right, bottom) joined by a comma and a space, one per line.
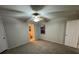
65, 20, 79, 48
0, 18, 8, 53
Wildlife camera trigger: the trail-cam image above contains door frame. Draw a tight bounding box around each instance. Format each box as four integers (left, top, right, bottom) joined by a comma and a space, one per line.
28, 23, 36, 42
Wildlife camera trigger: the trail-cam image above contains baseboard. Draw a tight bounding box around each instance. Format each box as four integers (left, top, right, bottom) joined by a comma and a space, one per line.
8, 41, 29, 49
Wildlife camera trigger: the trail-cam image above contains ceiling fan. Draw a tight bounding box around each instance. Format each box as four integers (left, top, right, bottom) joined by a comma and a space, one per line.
0, 5, 50, 22
1, 5, 79, 22
28, 5, 50, 22
13, 5, 50, 22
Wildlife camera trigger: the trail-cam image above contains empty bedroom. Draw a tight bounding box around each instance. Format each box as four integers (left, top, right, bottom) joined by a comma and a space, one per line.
0, 5, 79, 54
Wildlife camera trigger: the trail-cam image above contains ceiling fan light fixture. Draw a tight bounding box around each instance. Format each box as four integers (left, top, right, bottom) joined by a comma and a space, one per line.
32, 16, 40, 22
32, 12, 43, 22
33, 18, 40, 22
33, 13, 39, 16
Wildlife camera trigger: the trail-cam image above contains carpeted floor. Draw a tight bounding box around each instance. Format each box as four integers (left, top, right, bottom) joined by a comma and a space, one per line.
1, 39, 79, 54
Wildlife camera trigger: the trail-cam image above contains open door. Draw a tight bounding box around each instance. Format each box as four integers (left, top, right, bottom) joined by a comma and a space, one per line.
0, 19, 8, 53
28, 23, 36, 42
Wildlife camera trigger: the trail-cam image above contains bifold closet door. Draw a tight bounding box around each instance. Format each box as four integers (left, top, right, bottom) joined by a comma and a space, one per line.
0, 18, 8, 53
65, 20, 79, 48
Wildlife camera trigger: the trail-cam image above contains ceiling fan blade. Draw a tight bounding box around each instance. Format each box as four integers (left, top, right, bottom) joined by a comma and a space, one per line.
17, 16, 31, 22
0, 7, 24, 13
43, 17, 50, 22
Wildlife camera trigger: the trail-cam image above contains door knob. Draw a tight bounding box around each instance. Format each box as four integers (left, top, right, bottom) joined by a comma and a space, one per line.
3, 37, 6, 39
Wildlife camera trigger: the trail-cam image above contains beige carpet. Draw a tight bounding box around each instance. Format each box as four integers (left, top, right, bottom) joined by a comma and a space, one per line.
2, 39, 79, 54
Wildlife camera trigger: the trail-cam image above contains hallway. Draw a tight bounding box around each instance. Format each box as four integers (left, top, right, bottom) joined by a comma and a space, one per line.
2, 39, 79, 54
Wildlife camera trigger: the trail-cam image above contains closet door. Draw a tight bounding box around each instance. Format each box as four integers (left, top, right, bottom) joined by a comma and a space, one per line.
0, 18, 8, 53
65, 20, 79, 48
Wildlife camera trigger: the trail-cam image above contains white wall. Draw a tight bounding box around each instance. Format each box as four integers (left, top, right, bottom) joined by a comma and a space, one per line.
2, 16, 40, 49
40, 19, 66, 44
35, 23, 41, 40
2, 16, 29, 49
1, 16, 66, 48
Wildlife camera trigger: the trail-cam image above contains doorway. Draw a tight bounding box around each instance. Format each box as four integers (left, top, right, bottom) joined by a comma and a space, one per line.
28, 23, 36, 42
